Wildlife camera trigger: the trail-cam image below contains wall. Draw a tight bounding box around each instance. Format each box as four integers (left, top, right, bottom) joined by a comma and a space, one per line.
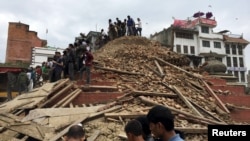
5, 22, 46, 64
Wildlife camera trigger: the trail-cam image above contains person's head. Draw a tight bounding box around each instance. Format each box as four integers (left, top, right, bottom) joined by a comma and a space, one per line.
64, 125, 85, 141
135, 116, 151, 139
125, 120, 144, 141
147, 105, 175, 138
137, 18, 140, 21
69, 43, 74, 48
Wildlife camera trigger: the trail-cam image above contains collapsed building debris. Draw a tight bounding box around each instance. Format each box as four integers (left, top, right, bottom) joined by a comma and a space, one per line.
0, 36, 248, 141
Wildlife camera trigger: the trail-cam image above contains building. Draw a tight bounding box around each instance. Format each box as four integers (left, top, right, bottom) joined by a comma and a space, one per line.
5, 22, 47, 64
31, 47, 65, 67
86, 31, 101, 51
151, 14, 249, 83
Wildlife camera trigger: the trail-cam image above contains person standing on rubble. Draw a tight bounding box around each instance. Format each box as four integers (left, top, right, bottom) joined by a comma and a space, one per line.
127, 15, 135, 36
79, 48, 94, 85
17, 69, 29, 95
136, 18, 142, 36
7, 71, 16, 100
67, 44, 76, 81
53, 52, 64, 82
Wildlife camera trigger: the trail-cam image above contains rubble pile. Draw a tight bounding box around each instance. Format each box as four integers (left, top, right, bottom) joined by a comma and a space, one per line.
0, 36, 247, 141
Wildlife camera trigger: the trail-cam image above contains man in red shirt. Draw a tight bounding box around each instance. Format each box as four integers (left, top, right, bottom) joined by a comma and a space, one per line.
79, 49, 94, 84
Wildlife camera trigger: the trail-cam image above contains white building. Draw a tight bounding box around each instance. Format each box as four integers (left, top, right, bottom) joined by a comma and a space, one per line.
151, 15, 249, 84
31, 47, 65, 67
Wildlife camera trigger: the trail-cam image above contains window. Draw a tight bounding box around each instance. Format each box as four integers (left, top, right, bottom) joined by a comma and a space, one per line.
234, 71, 239, 79
232, 44, 237, 55
214, 42, 221, 48
228, 70, 232, 74
225, 44, 230, 54
233, 57, 238, 67
190, 46, 195, 54
175, 32, 194, 39
176, 45, 181, 53
215, 57, 222, 62
239, 57, 244, 67
238, 45, 243, 55
183, 45, 188, 54
201, 26, 209, 33
202, 40, 210, 47
240, 72, 245, 82
226, 57, 231, 67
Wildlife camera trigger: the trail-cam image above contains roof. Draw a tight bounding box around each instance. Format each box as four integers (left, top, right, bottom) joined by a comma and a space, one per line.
0, 66, 22, 73
223, 35, 249, 44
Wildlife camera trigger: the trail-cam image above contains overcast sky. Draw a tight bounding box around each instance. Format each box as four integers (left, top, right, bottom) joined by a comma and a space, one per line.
0, 0, 249, 70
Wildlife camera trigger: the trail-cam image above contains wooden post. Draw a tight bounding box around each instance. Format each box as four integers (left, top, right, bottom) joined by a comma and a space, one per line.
155, 57, 201, 79
145, 64, 164, 77
139, 96, 227, 125
60, 89, 82, 107
200, 79, 230, 113
38, 83, 73, 108
154, 60, 164, 75
173, 86, 203, 117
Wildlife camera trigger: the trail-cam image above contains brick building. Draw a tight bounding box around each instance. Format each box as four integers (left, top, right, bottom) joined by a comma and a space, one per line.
5, 22, 47, 64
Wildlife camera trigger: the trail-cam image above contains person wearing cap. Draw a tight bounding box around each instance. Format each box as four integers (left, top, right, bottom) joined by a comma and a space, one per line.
147, 105, 184, 141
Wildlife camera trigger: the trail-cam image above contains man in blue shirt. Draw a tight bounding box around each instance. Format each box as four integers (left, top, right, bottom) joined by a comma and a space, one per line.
147, 105, 184, 141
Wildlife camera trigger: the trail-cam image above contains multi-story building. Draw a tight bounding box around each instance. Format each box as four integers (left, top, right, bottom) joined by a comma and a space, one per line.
5, 22, 47, 64
223, 34, 249, 83
151, 15, 249, 83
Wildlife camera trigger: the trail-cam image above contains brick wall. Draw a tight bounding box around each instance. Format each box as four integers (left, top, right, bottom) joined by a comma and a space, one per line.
5, 22, 46, 63
73, 92, 123, 105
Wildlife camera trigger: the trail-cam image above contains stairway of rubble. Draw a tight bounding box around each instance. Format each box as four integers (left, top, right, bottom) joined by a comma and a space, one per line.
72, 72, 124, 105
205, 76, 250, 123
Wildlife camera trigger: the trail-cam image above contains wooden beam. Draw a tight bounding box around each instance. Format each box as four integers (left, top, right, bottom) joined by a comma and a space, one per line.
38, 83, 73, 108
155, 57, 201, 79
173, 86, 203, 117
139, 96, 226, 125
154, 60, 164, 75
17, 94, 48, 100
94, 66, 144, 75
200, 79, 230, 113
132, 90, 177, 97
105, 112, 146, 119
175, 127, 207, 134
188, 98, 226, 123
51, 89, 78, 108
60, 89, 82, 107
161, 82, 175, 92
145, 64, 164, 78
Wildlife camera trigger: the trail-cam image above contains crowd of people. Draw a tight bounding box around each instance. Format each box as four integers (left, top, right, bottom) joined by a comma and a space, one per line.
63, 105, 184, 141
98, 15, 142, 47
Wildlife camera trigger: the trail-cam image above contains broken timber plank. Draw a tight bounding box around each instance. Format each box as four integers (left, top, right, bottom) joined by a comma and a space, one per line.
139, 96, 226, 125
60, 89, 82, 107
188, 98, 226, 123
94, 66, 144, 75
132, 90, 177, 97
105, 112, 146, 119
175, 127, 207, 134
38, 83, 73, 108
155, 57, 201, 79
145, 64, 164, 78
87, 130, 101, 141
200, 79, 230, 113
154, 60, 164, 75
51, 89, 77, 108
17, 94, 48, 100
173, 86, 203, 117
